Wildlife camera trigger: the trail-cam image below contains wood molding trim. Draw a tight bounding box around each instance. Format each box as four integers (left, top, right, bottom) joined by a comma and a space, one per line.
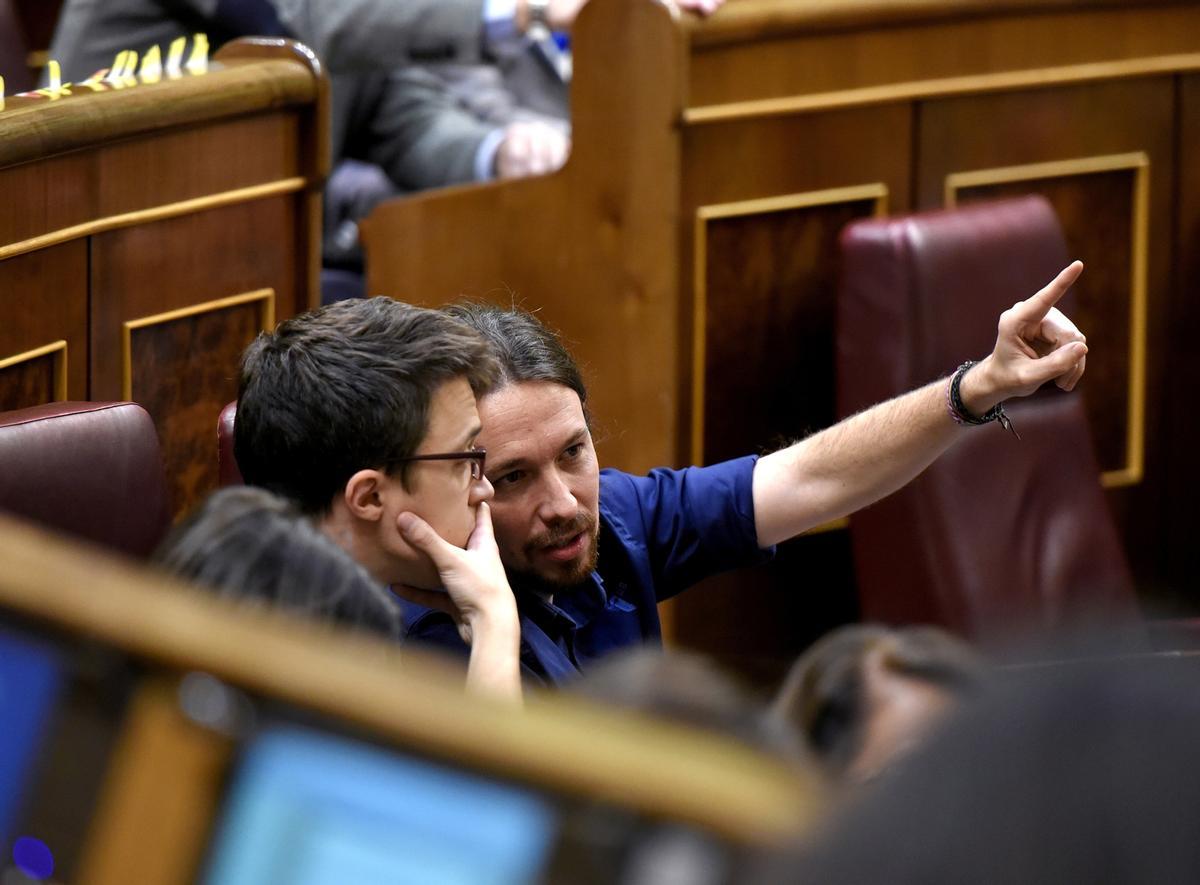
0, 339, 68, 401
121, 288, 276, 400
0, 178, 306, 262
683, 53, 1200, 125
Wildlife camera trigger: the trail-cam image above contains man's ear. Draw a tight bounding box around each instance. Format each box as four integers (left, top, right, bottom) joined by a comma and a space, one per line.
343, 469, 388, 521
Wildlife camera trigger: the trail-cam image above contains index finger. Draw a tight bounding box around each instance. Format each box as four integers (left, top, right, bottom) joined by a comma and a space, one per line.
465, 502, 496, 553
1011, 260, 1083, 324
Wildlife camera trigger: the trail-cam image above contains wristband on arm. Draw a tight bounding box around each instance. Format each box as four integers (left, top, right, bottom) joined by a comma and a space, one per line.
946, 360, 1019, 439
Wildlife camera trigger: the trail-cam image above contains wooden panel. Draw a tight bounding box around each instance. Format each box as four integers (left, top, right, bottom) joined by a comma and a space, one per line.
951, 160, 1145, 485
917, 77, 1175, 604
91, 199, 298, 517
0, 115, 303, 254
0, 242, 87, 405
682, 104, 913, 207
687, 5, 1200, 108
680, 104, 914, 463
0, 344, 65, 411
126, 291, 275, 518
96, 114, 302, 219
670, 105, 910, 665
697, 189, 887, 465
675, 189, 887, 679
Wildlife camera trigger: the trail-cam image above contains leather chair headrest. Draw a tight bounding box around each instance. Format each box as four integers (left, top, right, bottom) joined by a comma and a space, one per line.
0, 402, 171, 558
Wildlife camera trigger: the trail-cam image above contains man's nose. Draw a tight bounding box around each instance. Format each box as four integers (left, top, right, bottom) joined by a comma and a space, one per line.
537, 470, 578, 523
469, 474, 494, 506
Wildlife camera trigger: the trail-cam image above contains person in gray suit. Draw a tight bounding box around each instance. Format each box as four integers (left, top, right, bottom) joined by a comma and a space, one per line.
46, 0, 566, 279
48, 0, 722, 282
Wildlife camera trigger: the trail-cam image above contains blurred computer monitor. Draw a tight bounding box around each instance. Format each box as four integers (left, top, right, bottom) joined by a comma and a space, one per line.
204, 726, 557, 885
0, 629, 64, 851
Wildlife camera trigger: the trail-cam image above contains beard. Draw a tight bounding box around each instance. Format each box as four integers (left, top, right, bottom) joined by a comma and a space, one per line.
513, 510, 601, 593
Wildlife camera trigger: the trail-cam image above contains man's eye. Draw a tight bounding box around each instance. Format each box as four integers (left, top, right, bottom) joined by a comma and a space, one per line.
493, 471, 524, 487
563, 444, 583, 459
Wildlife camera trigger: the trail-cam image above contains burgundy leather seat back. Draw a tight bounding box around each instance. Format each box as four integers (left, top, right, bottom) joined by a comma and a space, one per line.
217, 401, 243, 486
837, 196, 1136, 639
0, 402, 170, 558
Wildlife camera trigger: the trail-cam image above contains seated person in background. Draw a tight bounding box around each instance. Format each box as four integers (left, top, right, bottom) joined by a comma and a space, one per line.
234, 297, 521, 701
398, 262, 1089, 686
47, 0, 723, 279
155, 485, 403, 641
262, 0, 724, 74
772, 624, 983, 786
46, 0, 570, 280
745, 653, 1200, 885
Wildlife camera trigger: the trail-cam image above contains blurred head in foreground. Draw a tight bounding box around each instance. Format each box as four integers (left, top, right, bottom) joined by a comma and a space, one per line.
554, 649, 817, 885
155, 485, 402, 640
572, 647, 810, 764
773, 624, 983, 785
749, 654, 1200, 885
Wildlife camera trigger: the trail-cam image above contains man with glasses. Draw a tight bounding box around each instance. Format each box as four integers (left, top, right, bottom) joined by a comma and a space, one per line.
235, 297, 521, 700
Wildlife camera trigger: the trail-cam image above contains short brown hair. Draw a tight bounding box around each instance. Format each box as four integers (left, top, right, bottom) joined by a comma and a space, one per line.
235, 297, 498, 513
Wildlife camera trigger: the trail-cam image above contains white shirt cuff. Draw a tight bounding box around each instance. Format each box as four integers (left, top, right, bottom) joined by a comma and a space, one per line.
483, 0, 521, 53
474, 127, 508, 181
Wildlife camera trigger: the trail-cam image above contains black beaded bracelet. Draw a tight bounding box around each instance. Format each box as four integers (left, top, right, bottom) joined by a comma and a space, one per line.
946, 360, 1020, 438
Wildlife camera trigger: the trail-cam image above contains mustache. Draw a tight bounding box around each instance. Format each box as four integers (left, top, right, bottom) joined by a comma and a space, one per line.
527, 512, 596, 551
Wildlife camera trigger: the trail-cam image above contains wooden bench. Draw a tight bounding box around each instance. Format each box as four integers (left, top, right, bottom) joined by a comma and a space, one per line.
0, 38, 327, 519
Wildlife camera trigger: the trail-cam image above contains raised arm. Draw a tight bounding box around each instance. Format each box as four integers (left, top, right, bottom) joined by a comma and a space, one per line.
393, 503, 523, 703
752, 261, 1089, 548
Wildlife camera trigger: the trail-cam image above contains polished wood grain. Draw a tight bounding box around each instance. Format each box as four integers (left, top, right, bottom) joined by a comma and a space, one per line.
0, 57, 319, 169
686, 0, 1163, 45
0, 353, 57, 411
91, 202, 295, 515
700, 199, 880, 464
0, 512, 824, 852
126, 292, 273, 515
0, 241, 87, 403
687, 5, 1200, 107
219, 38, 330, 316
0, 121, 305, 258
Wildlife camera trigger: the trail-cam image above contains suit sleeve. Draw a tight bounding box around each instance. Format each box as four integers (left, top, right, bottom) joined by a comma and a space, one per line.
364, 67, 496, 188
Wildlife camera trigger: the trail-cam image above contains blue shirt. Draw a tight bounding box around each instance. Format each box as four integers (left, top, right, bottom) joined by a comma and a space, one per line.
396, 456, 772, 686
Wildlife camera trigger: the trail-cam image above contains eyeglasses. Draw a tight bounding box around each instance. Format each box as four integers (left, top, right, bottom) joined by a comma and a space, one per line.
388, 447, 487, 480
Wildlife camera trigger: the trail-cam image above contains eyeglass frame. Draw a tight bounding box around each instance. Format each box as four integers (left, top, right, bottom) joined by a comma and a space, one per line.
386, 448, 487, 481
